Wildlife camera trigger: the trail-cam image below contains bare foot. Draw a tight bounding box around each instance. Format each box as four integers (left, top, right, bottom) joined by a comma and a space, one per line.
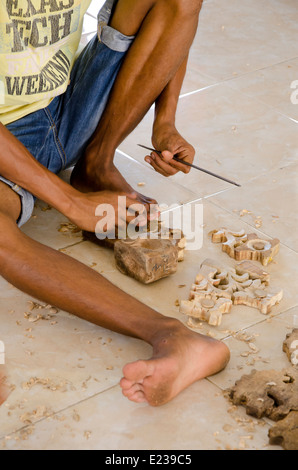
71, 158, 157, 208
120, 323, 230, 406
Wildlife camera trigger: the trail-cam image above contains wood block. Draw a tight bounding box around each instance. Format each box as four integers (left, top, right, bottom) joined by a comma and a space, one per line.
83, 230, 117, 249
283, 329, 298, 367
83, 222, 186, 284
269, 411, 298, 450
209, 228, 280, 266
114, 238, 178, 284
229, 368, 298, 421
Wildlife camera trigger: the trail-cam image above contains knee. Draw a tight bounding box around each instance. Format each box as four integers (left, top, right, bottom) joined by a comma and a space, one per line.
0, 213, 19, 255
167, 0, 203, 17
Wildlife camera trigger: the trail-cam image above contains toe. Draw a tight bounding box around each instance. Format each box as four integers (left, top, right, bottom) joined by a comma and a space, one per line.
120, 377, 134, 390
122, 383, 143, 399
126, 390, 147, 404
122, 360, 155, 383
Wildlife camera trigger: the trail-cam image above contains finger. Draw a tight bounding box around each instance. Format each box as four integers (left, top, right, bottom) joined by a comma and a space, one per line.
162, 150, 194, 174
117, 209, 148, 229
127, 203, 148, 227
145, 156, 170, 177
148, 204, 160, 220
121, 195, 151, 218
170, 157, 191, 174
148, 151, 179, 176
153, 153, 179, 176
152, 149, 190, 175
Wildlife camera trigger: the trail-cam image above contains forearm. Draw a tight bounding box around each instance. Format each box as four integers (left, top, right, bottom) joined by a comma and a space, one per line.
0, 123, 76, 215
153, 56, 188, 129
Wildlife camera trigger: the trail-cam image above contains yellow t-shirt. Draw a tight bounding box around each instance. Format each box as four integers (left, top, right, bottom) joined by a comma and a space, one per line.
0, 0, 91, 125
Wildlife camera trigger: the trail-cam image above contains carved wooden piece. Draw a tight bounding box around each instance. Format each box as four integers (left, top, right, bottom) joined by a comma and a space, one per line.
210, 228, 280, 266
83, 222, 186, 284
180, 298, 232, 327
232, 288, 283, 315
235, 260, 270, 283
269, 411, 298, 450
283, 329, 298, 367
229, 368, 298, 421
180, 259, 282, 326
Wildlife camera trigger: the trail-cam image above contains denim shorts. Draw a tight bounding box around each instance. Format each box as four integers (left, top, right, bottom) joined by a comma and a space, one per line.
0, 0, 135, 227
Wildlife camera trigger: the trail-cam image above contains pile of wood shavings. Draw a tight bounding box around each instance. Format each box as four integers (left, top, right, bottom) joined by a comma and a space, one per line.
233, 209, 263, 229
23, 301, 59, 324
21, 376, 75, 392
58, 222, 81, 234
19, 405, 52, 425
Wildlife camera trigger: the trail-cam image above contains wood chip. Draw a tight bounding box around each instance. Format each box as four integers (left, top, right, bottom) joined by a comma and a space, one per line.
72, 410, 80, 422
58, 222, 81, 234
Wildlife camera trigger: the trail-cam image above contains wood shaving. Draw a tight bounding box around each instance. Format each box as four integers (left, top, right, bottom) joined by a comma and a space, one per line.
18, 426, 35, 441
41, 205, 52, 212
24, 302, 59, 323
72, 410, 80, 422
248, 342, 259, 353
58, 222, 81, 234
239, 209, 252, 217
21, 377, 73, 392
222, 424, 234, 432
19, 405, 52, 424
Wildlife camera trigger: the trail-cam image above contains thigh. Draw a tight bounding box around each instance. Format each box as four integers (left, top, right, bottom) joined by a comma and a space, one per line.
6, 105, 66, 174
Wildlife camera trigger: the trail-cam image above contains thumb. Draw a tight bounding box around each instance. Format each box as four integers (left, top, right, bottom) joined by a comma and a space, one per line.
161, 149, 175, 162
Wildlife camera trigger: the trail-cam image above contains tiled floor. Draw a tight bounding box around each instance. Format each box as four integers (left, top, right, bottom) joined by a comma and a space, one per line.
1, 0, 297, 450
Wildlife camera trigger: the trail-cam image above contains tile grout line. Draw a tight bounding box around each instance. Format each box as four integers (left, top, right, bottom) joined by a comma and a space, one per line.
0, 382, 121, 442
223, 81, 298, 125
180, 54, 298, 100
116, 149, 200, 199
57, 239, 86, 251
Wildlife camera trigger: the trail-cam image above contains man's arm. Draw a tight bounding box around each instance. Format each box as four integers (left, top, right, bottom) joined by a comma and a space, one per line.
146, 56, 195, 177
0, 123, 138, 231
0, 123, 76, 212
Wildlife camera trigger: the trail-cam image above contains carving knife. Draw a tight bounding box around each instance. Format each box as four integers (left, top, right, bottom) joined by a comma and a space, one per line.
138, 144, 241, 187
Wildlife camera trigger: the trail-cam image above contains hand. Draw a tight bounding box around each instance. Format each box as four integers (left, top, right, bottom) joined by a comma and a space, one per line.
67, 190, 150, 235
145, 123, 195, 177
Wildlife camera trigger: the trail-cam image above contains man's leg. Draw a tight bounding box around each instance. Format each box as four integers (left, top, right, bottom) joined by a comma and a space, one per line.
0, 183, 21, 406
0, 182, 229, 406
71, 0, 203, 193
